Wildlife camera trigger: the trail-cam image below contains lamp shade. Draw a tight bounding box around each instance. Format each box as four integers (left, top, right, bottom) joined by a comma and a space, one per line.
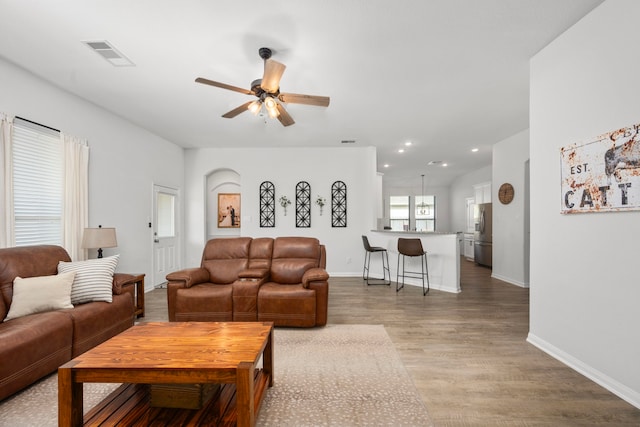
82, 227, 117, 249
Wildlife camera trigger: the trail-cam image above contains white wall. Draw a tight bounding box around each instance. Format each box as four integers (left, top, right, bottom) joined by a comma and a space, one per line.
449, 165, 492, 233
0, 58, 184, 287
183, 146, 378, 276
492, 129, 529, 287
529, 0, 640, 407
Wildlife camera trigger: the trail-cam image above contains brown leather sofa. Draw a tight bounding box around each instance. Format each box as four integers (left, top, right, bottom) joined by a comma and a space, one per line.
0, 245, 137, 401
167, 236, 329, 327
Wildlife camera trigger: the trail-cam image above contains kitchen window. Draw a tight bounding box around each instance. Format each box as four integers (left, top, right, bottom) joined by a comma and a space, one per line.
389, 196, 409, 231
415, 195, 436, 231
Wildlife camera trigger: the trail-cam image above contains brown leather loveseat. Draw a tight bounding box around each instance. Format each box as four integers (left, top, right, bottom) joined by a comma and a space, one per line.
166, 236, 329, 327
0, 245, 137, 401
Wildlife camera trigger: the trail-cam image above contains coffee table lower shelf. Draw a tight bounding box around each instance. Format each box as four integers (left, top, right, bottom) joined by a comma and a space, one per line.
83, 370, 270, 427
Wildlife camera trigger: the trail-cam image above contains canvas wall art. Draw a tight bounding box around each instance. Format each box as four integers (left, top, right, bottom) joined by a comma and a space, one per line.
218, 193, 240, 227
560, 122, 640, 213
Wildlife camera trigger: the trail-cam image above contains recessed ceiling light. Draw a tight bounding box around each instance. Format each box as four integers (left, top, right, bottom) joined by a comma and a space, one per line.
442, 163, 448, 167
383, 164, 389, 168
471, 148, 479, 152
405, 141, 412, 146
398, 149, 405, 153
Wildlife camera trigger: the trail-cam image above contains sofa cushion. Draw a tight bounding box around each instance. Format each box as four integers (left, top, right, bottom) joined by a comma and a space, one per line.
258, 282, 317, 327
4, 272, 76, 321
0, 310, 73, 401
201, 238, 251, 283
247, 237, 274, 270
0, 245, 71, 321
58, 255, 119, 304
64, 292, 134, 357
175, 284, 233, 322
270, 237, 321, 284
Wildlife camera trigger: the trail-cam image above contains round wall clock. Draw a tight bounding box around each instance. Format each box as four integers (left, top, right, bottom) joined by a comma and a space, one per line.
498, 183, 515, 204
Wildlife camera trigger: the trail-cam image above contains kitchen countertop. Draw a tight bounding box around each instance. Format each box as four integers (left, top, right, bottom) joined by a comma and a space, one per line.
371, 230, 461, 235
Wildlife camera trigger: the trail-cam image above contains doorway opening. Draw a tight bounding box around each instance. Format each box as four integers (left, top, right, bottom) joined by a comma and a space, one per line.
206, 168, 241, 241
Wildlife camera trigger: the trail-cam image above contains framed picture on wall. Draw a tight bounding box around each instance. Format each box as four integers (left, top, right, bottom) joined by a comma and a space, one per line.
218, 193, 240, 228
560, 122, 640, 214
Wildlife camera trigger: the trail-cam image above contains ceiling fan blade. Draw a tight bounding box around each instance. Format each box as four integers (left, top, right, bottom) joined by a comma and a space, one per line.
222, 101, 254, 118
261, 59, 286, 93
276, 103, 295, 127
195, 77, 253, 95
278, 92, 330, 107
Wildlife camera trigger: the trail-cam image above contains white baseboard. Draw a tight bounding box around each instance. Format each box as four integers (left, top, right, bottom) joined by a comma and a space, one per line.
329, 272, 363, 278
527, 332, 640, 409
491, 272, 529, 288
327, 273, 460, 293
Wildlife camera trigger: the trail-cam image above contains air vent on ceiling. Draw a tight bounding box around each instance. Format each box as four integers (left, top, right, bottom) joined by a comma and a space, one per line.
341, 140, 356, 144
82, 40, 135, 67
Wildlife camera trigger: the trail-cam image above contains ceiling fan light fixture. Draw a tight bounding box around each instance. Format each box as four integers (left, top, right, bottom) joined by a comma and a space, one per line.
195, 47, 329, 126
264, 97, 280, 118
267, 106, 280, 119
248, 100, 262, 115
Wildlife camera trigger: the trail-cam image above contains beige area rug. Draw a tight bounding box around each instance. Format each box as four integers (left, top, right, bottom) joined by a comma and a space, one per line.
0, 324, 433, 427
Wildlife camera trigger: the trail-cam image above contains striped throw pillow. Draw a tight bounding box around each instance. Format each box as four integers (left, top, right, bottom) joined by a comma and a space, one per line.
58, 255, 119, 304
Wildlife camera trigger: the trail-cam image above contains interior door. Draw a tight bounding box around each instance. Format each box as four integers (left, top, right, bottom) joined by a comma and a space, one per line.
152, 185, 180, 288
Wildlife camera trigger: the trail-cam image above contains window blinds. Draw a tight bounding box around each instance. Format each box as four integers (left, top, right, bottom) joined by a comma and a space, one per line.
12, 118, 63, 246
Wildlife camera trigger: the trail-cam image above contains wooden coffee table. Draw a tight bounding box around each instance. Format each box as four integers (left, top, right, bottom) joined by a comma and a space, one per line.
58, 321, 273, 427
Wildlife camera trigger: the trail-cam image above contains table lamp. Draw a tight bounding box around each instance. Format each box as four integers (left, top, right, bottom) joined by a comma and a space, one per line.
82, 225, 117, 258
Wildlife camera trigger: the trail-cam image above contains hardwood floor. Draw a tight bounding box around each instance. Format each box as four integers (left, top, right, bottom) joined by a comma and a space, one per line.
142, 260, 640, 426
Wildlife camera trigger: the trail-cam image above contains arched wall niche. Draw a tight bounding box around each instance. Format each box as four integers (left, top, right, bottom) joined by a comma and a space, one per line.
206, 168, 241, 240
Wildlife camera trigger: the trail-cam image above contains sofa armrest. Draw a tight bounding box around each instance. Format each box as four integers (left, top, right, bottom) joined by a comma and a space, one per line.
301, 267, 329, 289
166, 268, 210, 288
238, 268, 269, 281
112, 273, 140, 295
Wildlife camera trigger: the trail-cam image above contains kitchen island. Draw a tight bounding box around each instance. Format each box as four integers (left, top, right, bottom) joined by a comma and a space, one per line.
368, 230, 461, 293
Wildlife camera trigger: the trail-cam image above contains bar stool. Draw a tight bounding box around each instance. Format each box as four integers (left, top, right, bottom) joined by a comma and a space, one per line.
396, 238, 430, 295
361, 236, 391, 286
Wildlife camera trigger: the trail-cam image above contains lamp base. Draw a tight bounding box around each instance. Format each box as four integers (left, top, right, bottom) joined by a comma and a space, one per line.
97, 248, 104, 258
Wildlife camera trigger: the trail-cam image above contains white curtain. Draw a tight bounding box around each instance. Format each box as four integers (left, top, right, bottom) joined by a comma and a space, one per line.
0, 113, 14, 248
62, 132, 89, 261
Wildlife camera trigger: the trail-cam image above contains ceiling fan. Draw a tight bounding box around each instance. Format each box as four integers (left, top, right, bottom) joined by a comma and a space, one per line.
195, 47, 330, 127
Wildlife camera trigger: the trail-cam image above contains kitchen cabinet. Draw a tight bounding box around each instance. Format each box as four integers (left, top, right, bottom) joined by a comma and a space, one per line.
463, 233, 474, 260
474, 182, 492, 204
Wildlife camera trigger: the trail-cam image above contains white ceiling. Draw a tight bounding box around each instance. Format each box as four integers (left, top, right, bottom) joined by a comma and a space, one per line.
0, 0, 603, 186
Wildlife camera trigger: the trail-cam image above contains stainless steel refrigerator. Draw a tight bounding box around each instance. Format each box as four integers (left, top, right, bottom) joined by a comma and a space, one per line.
473, 202, 492, 267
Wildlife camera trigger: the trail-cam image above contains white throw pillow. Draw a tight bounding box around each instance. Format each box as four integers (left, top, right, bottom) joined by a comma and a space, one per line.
58, 255, 119, 304
4, 271, 76, 321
